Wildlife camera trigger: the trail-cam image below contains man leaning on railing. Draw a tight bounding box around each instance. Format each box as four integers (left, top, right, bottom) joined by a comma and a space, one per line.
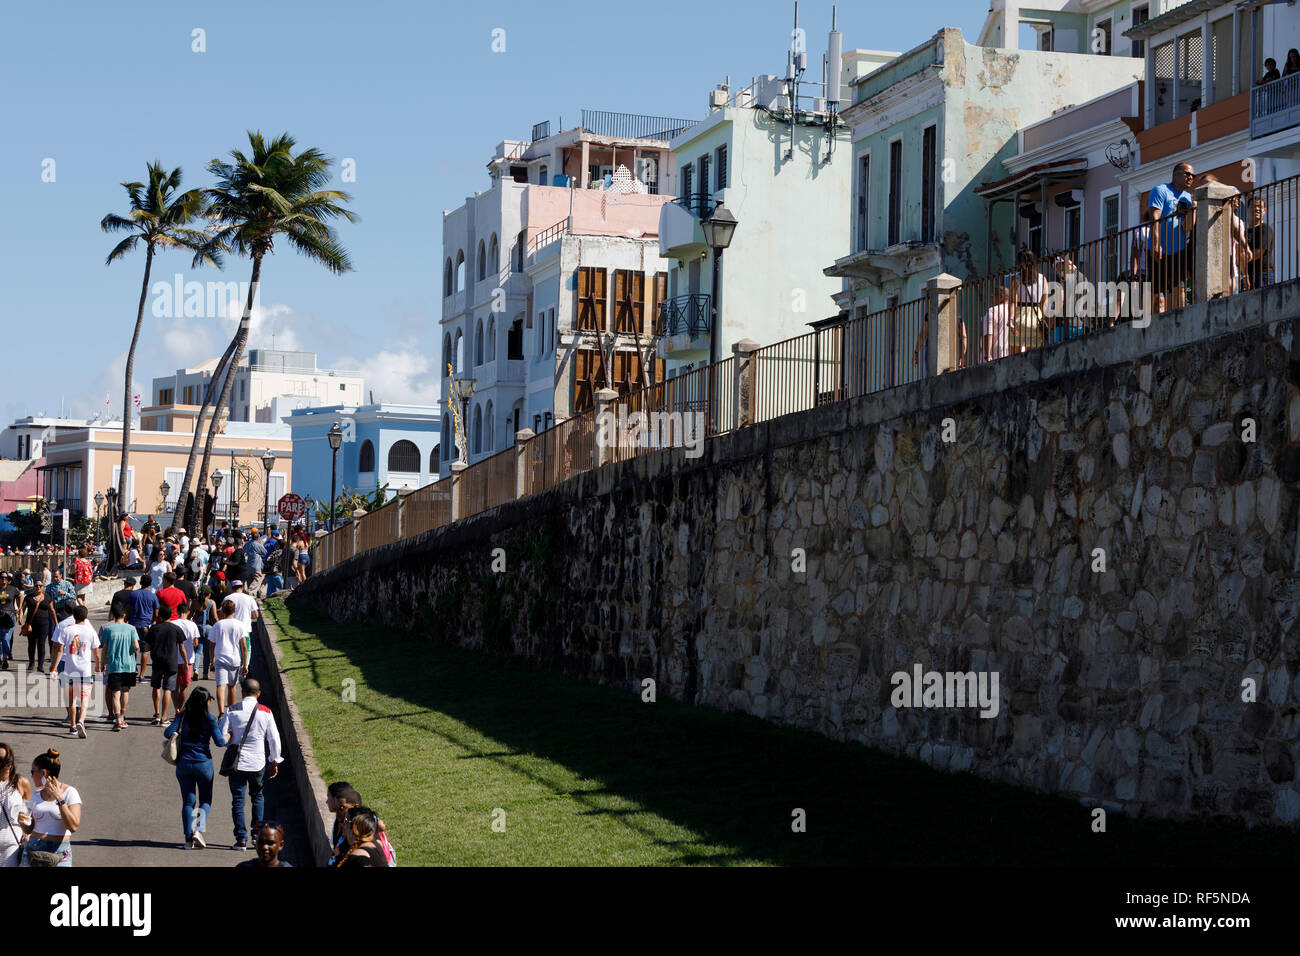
1149, 162, 1197, 315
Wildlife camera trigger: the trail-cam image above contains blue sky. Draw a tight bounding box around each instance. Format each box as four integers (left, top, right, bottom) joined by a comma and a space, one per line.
0, 0, 981, 423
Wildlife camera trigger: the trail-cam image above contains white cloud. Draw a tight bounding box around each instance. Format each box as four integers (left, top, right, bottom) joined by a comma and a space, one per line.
336, 345, 440, 407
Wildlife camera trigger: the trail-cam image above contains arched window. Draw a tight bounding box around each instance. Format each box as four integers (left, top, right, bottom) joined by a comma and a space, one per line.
454, 330, 464, 373
485, 400, 495, 451
441, 415, 450, 460
430, 445, 439, 471
511, 400, 524, 437
454, 250, 465, 292
442, 333, 451, 371
443, 259, 453, 297
477, 240, 486, 281
472, 404, 483, 455
387, 439, 420, 472
489, 234, 499, 274
515, 230, 526, 272
486, 315, 495, 363
474, 319, 484, 366
358, 440, 375, 473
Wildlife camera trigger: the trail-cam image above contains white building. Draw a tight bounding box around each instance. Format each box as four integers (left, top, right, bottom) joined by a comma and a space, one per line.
438, 112, 692, 466
152, 349, 364, 425
0, 416, 100, 461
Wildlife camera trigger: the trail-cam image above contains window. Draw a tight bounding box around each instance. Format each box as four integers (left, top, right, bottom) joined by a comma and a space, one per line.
508, 317, 524, 360
681, 162, 694, 201
442, 333, 451, 371
486, 315, 496, 362
1153, 40, 1175, 125
512, 401, 522, 435
715, 145, 727, 190
576, 266, 608, 332
444, 259, 453, 296
1176, 29, 1203, 117
515, 230, 526, 272
454, 250, 465, 291
159, 388, 173, 405
1095, 18, 1111, 55
359, 440, 375, 472
856, 155, 870, 251
1040, 27, 1053, 52
489, 234, 498, 274
477, 240, 486, 281
1063, 204, 1081, 250
430, 445, 439, 471
548, 308, 556, 352
454, 330, 464, 372
613, 270, 646, 334
539, 164, 548, 185
485, 400, 495, 451
698, 154, 711, 200
1131, 5, 1148, 58
921, 127, 937, 243
888, 139, 903, 246
471, 405, 482, 454
1102, 192, 1121, 279
537, 312, 545, 356
474, 319, 484, 366
637, 156, 658, 194
1210, 16, 1233, 105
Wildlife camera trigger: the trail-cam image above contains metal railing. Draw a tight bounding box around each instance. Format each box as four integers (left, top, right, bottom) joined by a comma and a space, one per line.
580, 109, 698, 142
527, 217, 569, 258
673, 193, 715, 218
313, 175, 1300, 575
1251, 73, 1300, 138
657, 294, 711, 337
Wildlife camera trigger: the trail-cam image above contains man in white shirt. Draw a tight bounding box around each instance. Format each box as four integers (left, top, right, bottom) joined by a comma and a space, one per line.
226, 581, 259, 667
49, 605, 100, 739
207, 600, 248, 718
218, 678, 283, 850
173, 602, 202, 707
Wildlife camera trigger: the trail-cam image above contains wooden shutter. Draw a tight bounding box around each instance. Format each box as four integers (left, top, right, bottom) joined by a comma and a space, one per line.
573, 348, 604, 414
577, 267, 607, 332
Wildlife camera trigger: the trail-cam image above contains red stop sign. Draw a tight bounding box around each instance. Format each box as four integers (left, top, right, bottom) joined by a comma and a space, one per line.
277, 493, 306, 520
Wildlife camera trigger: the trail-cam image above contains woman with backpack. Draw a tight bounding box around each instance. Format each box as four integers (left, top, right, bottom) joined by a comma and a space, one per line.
162, 686, 228, 849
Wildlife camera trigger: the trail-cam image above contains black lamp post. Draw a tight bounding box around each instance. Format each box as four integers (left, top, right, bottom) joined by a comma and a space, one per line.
211, 472, 223, 537
159, 481, 170, 517
327, 422, 343, 531
701, 203, 737, 428
450, 378, 477, 464
261, 450, 276, 530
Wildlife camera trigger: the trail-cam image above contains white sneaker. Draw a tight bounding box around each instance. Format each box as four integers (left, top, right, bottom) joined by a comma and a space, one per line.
193, 830, 206, 849
76, 722, 86, 739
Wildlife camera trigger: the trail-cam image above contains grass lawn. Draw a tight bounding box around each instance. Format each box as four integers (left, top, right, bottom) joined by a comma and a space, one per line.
266, 598, 1300, 866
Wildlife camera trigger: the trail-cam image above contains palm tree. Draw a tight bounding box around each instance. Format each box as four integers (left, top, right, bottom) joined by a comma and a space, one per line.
168, 132, 356, 533
101, 162, 218, 522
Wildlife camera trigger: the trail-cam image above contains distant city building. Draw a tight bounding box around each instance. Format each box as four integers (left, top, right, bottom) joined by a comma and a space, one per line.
439, 112, 694, 465
152, 349, 364, 425
0, 416, 97, 461
285, 403, 442, 505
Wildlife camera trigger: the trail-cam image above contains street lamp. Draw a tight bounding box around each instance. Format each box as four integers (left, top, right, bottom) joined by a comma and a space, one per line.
261, 451, 276, 530
302, 494, 316, 531
450, 377, 477, 464
327, 422, 343, 532
159, 481, 170, 515
94, 491, 104, 526
211, 472, 223, 534
701, 203, 737, 431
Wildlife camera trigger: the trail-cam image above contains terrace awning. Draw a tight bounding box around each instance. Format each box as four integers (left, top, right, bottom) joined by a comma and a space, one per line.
974, 158, 1089, 202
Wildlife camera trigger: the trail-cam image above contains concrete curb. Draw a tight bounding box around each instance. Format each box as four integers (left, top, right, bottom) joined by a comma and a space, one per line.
254, 608, 334, 867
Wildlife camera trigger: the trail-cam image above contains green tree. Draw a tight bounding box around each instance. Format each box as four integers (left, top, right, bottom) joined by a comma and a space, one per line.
169, 132, 356, 533
101, 162, 218, 522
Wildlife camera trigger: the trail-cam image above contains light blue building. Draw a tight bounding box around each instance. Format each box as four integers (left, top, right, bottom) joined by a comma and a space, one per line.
284, 403, 442, 506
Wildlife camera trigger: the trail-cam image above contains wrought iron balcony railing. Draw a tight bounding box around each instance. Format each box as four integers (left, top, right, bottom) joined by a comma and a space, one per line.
657, 294, 711, 337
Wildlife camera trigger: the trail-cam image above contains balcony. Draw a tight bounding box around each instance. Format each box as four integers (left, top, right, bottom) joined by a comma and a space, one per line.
659, 197, 711, 259
579, 109, 698, 142
657, 294, 711, 337
1253, 74, 1300, 140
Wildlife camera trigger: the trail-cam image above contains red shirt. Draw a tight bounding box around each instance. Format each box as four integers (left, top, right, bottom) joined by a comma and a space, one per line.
157, 586, 186, 622
73, 558, 93, 586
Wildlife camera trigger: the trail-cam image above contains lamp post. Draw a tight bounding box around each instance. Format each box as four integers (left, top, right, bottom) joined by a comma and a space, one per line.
261, 451, 276, 531
211, 472, 223, 538
327, 422, 343, 532
94, 491, 104, 527
302, 494, 316, 532
450, 377, 477, 465
159, 481, 170, 517
701, 203, 737, 431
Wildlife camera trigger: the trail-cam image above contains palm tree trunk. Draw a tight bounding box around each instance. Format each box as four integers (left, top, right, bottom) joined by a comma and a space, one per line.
117, 244, 153, 528
165, 315, 241, 534
195, 255, 263, 522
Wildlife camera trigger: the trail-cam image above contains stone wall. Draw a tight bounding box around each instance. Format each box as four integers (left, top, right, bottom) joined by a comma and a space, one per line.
294, 280, 1300, 826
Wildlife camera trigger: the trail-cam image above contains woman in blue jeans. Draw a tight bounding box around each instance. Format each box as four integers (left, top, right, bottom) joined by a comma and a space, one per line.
163, 687, 228, 849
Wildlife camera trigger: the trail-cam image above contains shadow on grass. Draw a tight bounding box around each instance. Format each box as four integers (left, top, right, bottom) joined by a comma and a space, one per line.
271, 599, 1300, 866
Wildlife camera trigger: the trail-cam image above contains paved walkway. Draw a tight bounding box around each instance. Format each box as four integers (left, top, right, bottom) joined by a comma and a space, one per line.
1, 600, 310, 867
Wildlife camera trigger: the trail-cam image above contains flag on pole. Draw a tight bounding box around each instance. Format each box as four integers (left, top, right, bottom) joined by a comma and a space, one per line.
133, 394, 141, 409
105, 393, 111, 408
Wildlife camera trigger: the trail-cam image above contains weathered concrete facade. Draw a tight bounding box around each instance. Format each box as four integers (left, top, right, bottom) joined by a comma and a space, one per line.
296, 280, 1300, 827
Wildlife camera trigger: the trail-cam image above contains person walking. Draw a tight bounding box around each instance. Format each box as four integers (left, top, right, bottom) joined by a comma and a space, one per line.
0, 742, 31, 867
242, 532, 267, 598
123, 579, 159, 681
207, 599, 248, 718
20, 580, 57, 674
337, 807, 386, 867
99, 603, 139, 731
163, 686, 228, 849
218, 678, 282, 851
0, 571, 21, 671
20, 749, 81, 867
145, 606, 185, 726
196, 586, 217, 680
226, 580, 259, 669
48, 606, 100, 739
173, 601, 201, 703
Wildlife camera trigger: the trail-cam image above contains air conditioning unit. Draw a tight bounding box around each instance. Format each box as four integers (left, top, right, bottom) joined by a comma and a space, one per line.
813, 97, 827, 113
709, 87, 729, 109
1054, 189, 1084, 208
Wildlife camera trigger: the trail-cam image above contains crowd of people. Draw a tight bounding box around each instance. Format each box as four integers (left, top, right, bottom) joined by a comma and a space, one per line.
0, 514, 389, 868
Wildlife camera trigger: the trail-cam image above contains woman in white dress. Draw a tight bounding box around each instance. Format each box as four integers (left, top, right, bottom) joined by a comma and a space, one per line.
0, 742, 31, 867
